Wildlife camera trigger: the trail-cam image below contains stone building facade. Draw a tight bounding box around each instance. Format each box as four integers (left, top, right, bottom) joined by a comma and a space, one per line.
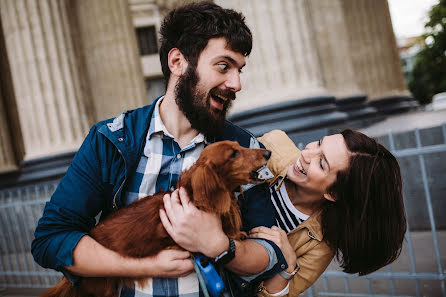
0, 0, 411, 179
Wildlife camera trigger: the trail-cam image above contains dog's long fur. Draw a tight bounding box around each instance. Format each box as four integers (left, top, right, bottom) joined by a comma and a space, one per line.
41, 141, 270, 297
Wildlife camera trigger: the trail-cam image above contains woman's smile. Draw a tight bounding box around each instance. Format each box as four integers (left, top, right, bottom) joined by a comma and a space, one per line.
295, 158, 306, 175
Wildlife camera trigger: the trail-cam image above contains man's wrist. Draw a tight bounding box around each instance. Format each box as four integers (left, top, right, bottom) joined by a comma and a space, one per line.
214, 237, 236, 266
204, 233, 229, 258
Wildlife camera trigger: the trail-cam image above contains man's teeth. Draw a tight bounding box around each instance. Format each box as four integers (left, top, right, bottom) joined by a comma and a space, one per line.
213, 94, 227, 103
296, 158, 306, 175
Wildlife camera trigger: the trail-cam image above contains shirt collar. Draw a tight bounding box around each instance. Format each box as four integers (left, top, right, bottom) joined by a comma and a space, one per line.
148, 97, 208, 146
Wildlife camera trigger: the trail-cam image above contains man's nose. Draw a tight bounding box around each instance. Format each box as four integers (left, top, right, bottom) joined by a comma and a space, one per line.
225, 71, 242, 93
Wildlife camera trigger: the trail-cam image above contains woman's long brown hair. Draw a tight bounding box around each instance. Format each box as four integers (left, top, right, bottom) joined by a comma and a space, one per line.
321, 129, 406, 275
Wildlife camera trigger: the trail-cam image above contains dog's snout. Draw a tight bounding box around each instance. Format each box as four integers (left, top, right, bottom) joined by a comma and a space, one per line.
264, 150, 271, 160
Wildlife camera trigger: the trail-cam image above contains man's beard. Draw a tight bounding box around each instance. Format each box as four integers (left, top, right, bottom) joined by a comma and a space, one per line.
175, 66, 234, 139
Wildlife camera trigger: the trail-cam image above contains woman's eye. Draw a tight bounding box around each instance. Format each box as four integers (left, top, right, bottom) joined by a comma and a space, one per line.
218, 63, 228, 71
320, 159, 324, 170
318, 139, 321, 146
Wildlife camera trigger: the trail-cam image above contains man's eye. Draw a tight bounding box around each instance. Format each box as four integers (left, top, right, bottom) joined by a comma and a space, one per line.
318, 139, 321, 146
320, 159, 324, 170
218, 63, 228, 71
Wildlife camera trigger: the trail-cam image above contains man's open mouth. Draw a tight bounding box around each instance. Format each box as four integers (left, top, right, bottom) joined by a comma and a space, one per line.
210, 94, 228, 110
210, 89, 235, 111
213, 94, 229, 104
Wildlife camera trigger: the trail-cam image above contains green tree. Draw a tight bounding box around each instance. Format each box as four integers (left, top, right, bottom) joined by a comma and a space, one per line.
408, 0, 446, 104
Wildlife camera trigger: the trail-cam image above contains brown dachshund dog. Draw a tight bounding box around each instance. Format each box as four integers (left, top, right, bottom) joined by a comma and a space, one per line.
41, 140, 271, 297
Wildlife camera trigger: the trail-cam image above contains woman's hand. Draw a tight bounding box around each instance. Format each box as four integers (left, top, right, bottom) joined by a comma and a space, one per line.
249, 226, 297, 272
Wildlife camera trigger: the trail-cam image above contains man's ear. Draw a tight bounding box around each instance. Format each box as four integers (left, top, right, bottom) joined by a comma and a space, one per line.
323, 193, 336, 202
168, 48, 188, 77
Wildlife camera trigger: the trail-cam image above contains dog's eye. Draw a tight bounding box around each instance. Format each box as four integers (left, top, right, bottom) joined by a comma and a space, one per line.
230, 149, 239, 158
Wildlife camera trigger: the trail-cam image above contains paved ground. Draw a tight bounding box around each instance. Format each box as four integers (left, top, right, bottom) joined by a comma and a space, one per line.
312, 231, 446, 297
360, 108, 446, 137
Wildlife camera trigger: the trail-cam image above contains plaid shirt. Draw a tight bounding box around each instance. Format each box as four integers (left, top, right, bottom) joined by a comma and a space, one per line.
123, 98, 207, 206
122, 98, 205, 296
121, 98, 278, 297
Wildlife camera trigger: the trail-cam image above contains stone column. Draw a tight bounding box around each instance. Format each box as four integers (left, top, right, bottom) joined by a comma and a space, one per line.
0, 19, 18, 173
154, 0, 204, 17
307, 0, 363, 98
74, 0, 147, 121
216, 0, 328, 113
0, 0, 92, 161
340, 0, 408, 101
0, 93, 17, 173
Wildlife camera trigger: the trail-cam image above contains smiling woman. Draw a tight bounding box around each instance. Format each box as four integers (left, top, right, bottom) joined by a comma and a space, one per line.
252, 129, 407, 297
286, 134, 350, 208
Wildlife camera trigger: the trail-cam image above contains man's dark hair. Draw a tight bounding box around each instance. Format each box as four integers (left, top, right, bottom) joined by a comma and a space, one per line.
159, 1, 252, 83
322, 129, 406, 276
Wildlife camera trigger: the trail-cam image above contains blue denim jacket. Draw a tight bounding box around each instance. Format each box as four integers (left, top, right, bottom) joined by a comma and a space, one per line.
31, 98, 287, 296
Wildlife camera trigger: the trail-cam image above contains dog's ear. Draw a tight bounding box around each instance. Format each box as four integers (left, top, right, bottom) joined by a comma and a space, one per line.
191, 163, 232, 214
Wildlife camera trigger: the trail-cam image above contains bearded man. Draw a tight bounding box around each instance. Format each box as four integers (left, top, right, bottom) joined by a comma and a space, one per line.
32, 2, 287, 296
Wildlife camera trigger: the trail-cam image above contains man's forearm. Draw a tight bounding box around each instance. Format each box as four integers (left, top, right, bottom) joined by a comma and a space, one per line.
65, 235, 151, 277
199, 231, 270, 276
65, 235, 194, 279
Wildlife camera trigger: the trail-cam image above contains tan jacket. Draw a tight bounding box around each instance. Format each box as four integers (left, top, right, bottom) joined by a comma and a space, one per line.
257, 130, 334, 297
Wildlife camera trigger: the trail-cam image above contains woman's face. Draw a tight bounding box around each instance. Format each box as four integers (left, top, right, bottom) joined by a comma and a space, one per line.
286, 134, 350, 201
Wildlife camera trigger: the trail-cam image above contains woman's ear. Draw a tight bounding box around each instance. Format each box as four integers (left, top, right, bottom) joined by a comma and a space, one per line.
168, 48, 188, 77
323, 193, 336, 202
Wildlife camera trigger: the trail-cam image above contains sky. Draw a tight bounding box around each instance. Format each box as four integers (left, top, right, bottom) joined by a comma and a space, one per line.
387, 0, 439, 38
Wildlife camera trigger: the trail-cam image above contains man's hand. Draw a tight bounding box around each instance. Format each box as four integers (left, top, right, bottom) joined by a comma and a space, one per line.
159, 188, 227, 258
149, 249, 194, 277
66, 235, 194, 278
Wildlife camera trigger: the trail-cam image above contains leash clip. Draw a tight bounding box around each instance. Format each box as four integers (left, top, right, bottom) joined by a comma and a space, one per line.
256, 165, 273, 181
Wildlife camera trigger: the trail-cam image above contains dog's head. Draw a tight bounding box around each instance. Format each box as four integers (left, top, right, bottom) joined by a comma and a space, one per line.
182, 141, 271, 214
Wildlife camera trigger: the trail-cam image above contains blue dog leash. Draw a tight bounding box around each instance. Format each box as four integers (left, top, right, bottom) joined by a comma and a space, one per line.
192, 254, 229, 297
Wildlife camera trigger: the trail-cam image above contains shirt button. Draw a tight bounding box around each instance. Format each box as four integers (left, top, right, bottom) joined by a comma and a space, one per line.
241, 282, 246, 288
118, 137, 124, 142
176, 153, 181, 159
170, 186, 175, 191
281, 264, 286, 269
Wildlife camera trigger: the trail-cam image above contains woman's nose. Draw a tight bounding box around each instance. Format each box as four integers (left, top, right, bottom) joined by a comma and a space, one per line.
302, 143, 319, 159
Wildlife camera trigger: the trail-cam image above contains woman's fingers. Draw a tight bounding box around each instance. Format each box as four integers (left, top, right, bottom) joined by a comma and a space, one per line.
271, 226, 288, 238
250, 227, 296, 267
250, 233, 280, 245
249, 226, 284, 247
250, 226, 276, 235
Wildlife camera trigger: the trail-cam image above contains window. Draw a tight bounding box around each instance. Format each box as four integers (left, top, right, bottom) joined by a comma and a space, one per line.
136, 26, 158, 56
